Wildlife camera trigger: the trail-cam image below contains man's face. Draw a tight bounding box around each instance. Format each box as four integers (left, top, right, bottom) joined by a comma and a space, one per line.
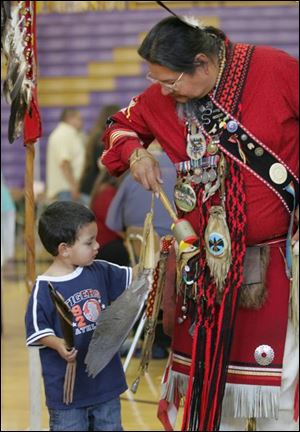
70, 112, 83, 131
147, 56, 217, 103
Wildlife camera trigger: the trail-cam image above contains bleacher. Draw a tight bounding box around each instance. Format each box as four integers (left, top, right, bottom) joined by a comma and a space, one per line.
1, 4, 298, 189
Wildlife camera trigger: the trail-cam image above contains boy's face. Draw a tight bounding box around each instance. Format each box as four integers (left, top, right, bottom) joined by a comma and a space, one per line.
66, 222, 99, 267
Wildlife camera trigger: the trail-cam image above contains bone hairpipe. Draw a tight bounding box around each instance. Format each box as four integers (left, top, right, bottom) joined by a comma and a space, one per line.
158, 188, 178, 222
158, 188, 199, 247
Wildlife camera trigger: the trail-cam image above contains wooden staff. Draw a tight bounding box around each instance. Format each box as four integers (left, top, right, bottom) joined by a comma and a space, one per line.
25, 143, 36, 293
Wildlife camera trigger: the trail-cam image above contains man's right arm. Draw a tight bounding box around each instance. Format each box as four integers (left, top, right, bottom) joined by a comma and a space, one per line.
101, 92, 163, 193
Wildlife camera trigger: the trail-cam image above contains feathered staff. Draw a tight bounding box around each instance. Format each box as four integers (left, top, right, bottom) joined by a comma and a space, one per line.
1, 1, 42, 295
48, 282, 77, 405
2, 1, 34, 143
85, 188, 200, 378
131, 235, 174, 393
2, 3, 42, 429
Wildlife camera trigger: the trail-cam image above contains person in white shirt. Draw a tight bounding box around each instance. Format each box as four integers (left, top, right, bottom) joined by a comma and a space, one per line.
46, 108, 86, 203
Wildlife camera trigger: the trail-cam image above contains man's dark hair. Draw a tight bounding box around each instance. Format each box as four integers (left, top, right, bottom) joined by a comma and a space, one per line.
138, 16, 225, 73
38, 201, 96, 256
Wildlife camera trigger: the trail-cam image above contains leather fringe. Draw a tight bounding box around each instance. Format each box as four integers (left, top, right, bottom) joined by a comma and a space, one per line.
222, 383, 280, 419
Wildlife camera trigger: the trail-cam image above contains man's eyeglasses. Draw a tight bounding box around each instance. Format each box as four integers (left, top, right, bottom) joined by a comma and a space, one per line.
146, 71, 184, 90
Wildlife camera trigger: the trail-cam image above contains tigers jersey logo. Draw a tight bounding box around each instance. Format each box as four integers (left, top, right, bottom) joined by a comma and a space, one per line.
82, 299, 101, 322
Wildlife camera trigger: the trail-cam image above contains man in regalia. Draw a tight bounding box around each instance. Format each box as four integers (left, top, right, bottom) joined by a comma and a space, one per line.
101, 12, 299, 432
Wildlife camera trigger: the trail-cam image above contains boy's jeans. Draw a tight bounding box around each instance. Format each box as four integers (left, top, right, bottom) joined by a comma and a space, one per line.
49, 397, 123, 431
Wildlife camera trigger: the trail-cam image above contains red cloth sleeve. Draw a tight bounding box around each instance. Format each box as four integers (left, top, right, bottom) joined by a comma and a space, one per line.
101, 92, 155, 175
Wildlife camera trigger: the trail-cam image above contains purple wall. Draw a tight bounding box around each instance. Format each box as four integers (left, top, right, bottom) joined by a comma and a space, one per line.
1, 5, 298, 187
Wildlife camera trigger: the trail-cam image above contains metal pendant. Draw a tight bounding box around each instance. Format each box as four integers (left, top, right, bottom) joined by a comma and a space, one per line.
191, 167, 202, 184
202, 176, 221, 202
201, 169, 210, 184
208, 168, 217, 182
174, 180, 197, 212
226, 120, 238, 133
207, 139, 218, 155
186, 132, 206, 160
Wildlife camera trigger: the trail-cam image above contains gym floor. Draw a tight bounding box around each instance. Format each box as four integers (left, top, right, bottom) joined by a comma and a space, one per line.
1, 240, 183, 431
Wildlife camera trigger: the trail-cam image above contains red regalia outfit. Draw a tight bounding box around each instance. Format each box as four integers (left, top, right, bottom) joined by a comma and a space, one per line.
102, 41, 299, 431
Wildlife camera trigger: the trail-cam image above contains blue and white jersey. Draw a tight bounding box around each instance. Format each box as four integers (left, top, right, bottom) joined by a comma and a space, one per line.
25, 260, 132, 409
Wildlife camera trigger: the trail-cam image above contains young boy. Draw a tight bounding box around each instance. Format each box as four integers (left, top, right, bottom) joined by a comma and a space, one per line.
25, 201, 133, 431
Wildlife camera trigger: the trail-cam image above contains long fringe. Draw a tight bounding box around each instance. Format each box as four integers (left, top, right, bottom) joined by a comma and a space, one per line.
222, 383, 280, 419
161, 366, 190, 405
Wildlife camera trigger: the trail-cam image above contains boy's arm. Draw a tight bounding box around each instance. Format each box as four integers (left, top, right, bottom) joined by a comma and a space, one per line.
39, 335, 77, 363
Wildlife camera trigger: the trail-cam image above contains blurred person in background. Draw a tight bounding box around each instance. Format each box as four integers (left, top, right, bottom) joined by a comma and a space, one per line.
1, 171, 16, 268
90, 169, 129, 266
106, 141, 176, 238
79, 105, 120, 206
46, 108, 86, 204
1, 170, 16, 333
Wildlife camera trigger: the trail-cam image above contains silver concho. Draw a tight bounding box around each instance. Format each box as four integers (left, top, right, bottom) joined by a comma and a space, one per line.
269, 163, 288, 185
254, 344, 275, 366
174, 181, 197, 213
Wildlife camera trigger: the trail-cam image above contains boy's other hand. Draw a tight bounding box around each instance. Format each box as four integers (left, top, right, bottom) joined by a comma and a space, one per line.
57, 344, 78, 363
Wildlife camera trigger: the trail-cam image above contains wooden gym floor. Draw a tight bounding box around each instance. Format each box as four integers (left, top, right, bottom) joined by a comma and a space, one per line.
1, 235, 183, 431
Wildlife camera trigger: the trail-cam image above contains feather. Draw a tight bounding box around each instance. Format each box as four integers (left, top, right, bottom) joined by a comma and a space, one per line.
2, 1, 31, 144
1, 1, 12, 49
156, 1, 204, 30
48, 282, 74, 349
48, 282, 76, 405
8, 90, 28, 143
4, 61, 27, 104
85, 270, 153, 378
182, 16, 206, 30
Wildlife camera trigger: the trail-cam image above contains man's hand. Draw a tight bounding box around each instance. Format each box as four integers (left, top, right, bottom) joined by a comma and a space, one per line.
129, 148, 163, 194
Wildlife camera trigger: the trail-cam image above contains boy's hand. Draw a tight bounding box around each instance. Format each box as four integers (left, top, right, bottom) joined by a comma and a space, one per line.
39, 335, 78, 363
57, 344, 78, 363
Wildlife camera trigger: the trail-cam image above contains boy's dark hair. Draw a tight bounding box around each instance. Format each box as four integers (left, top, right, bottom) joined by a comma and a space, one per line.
38, 201, 96, 256
138, 16, 225, 73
